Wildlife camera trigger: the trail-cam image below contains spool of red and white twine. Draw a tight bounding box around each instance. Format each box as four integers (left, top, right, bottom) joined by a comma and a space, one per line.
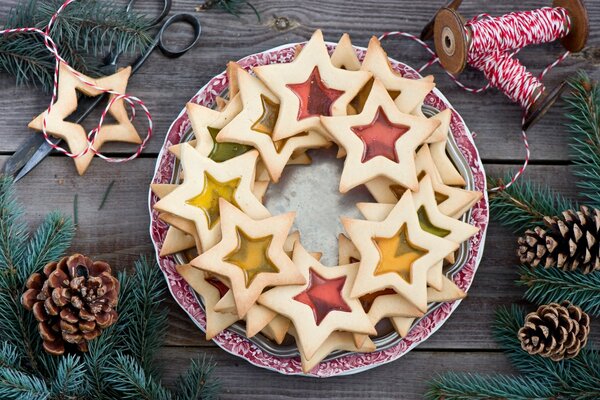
380, 1, 588, 191
0, 0, 152, 164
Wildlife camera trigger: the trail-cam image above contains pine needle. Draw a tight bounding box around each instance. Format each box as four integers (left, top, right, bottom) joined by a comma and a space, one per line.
98, 180, 115, 210
197, 0, 261, 22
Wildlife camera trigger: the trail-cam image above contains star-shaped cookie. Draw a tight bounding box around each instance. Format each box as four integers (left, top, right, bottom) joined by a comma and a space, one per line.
365, 145, 482, 218
186, 94, 252, 162
190, 200, 304, 318
259, 243, 376, 360
153, 144, 269, 251
28, 63, 141, 175
322, 79, 439, 192
254, 30, 371, 141
354, 37, 436, 115
357, 174, 479, 290
425, 109, 467, 186
217, 65, 329, 182
330, 33, 361, 71
342, 190, 458, 311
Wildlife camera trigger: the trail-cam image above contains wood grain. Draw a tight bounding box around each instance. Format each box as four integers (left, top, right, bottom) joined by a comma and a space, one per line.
1, 0, 599, 396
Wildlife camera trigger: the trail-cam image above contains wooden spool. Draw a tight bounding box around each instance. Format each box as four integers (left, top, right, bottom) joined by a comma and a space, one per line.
425, 0, 589, 130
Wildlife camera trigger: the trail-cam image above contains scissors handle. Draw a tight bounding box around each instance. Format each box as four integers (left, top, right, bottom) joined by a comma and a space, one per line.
157, 13, 202, 58
127, 0, 172, 26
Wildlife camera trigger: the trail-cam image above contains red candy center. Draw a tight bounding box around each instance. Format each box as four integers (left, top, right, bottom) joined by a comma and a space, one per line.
287, 67, 345, 121
351, 107, 409, 163
293, 268, 351, 325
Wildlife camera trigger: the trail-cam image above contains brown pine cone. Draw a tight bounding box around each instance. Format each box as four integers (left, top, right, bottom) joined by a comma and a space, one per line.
517, 206, 600, 274
518, 302, 590, 361
21, 254, 120, 355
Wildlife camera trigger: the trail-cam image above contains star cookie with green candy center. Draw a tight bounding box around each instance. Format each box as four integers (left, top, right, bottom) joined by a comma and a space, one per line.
342, 190, 458, 312
186, 94, 252, 162
254, 30, 371, 141
321, 79, 440, 192
190, 199, 304, 318
258, 243, 376, 360
153, 144, 269, 251
217, 65, 329, 182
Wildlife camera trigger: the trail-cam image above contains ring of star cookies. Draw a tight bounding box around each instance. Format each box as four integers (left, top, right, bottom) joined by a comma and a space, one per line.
152, 30, 482, 373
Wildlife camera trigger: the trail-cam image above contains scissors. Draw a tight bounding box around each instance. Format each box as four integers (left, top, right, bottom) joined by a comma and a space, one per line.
1, 0, 201, 182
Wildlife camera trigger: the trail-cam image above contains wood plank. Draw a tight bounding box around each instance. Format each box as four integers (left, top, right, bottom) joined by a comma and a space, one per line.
1, 0, 599, 161
156, 347, 516, 399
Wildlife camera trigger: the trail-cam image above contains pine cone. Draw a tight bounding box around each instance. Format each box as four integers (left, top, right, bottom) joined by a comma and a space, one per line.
518, 302, 590, 361
21, 254, 119, 355
517, 206, 600, 273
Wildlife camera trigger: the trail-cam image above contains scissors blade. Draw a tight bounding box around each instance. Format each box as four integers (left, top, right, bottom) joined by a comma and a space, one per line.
13, 138, 57, 182
0, 133, 48, 177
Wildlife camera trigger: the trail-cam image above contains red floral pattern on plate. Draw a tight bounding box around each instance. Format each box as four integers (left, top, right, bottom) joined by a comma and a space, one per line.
148, 42, 489, 377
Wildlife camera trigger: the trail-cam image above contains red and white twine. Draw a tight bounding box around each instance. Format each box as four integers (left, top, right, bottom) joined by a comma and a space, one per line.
380, 6, 573, 191
1, 0, 152, 163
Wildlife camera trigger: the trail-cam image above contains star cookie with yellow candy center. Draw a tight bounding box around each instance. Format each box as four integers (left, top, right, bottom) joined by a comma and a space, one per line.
321, 79, 440, 192
153, 144, 269, 251
254, 30, 371, 141
190, 199, 305, 318
342, 190, 458, 312
217, 65, 330, 182
258, 243, 376, 360
365, 144, 482, 218
28, 62, 141, 175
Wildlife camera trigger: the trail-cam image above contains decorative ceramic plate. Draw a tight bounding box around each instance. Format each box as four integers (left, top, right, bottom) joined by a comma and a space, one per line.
149, 42, 489, 377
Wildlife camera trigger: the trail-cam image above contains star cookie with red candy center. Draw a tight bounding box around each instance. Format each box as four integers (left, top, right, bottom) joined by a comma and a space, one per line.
217, 65, 329, 182
254, 30, 371, 141
258, 243, 376, 360
190, 199, 304, 318
153, 144, 269, 251
342, 190, 458, 312
322, 79, 440, 192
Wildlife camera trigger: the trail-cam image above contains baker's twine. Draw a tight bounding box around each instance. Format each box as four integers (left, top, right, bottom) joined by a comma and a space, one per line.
380, 6, 572, 191
0, 0, 152, 163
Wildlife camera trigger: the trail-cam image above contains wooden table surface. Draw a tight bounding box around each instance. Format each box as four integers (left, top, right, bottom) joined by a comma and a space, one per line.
1, 0, 599, 398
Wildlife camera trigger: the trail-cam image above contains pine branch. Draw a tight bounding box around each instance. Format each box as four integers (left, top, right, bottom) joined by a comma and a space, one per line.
21, 212, 74, 282
106, 353, 172, 400
425, 372, 558, 400
517, 266, 600, 316
0, 0, 153, 91
565, 73, 600, 208
49, 355, 86, 399
0, 176, 28, 272
0, 366, 49, 400
117, 256, 168, 377
0, 343, 21, 371
488, 174, 575, 233
175, 356, 220, 400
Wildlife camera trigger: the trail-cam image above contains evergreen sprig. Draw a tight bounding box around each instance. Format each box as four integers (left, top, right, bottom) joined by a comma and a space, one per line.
0, 176, 219, 399
0, 0, 154, 90
518, 266, 600, 317
488, 174, 575, 233
565, 73, 600, 209
197, 0, 261, 22
427, 307, 600, 399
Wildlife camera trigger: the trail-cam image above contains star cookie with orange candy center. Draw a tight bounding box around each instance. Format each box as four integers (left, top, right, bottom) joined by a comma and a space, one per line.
364, 145, 482, 218
217, 65, 330, 182
321, 79, 440, 192
357, 174, 479, 290
254, 30, 371, 141
258, 243, 376, 360
28, 63, 141, 175
153, 144, 269, 251
190, 199, 305, 318
342, 190, 458, 312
